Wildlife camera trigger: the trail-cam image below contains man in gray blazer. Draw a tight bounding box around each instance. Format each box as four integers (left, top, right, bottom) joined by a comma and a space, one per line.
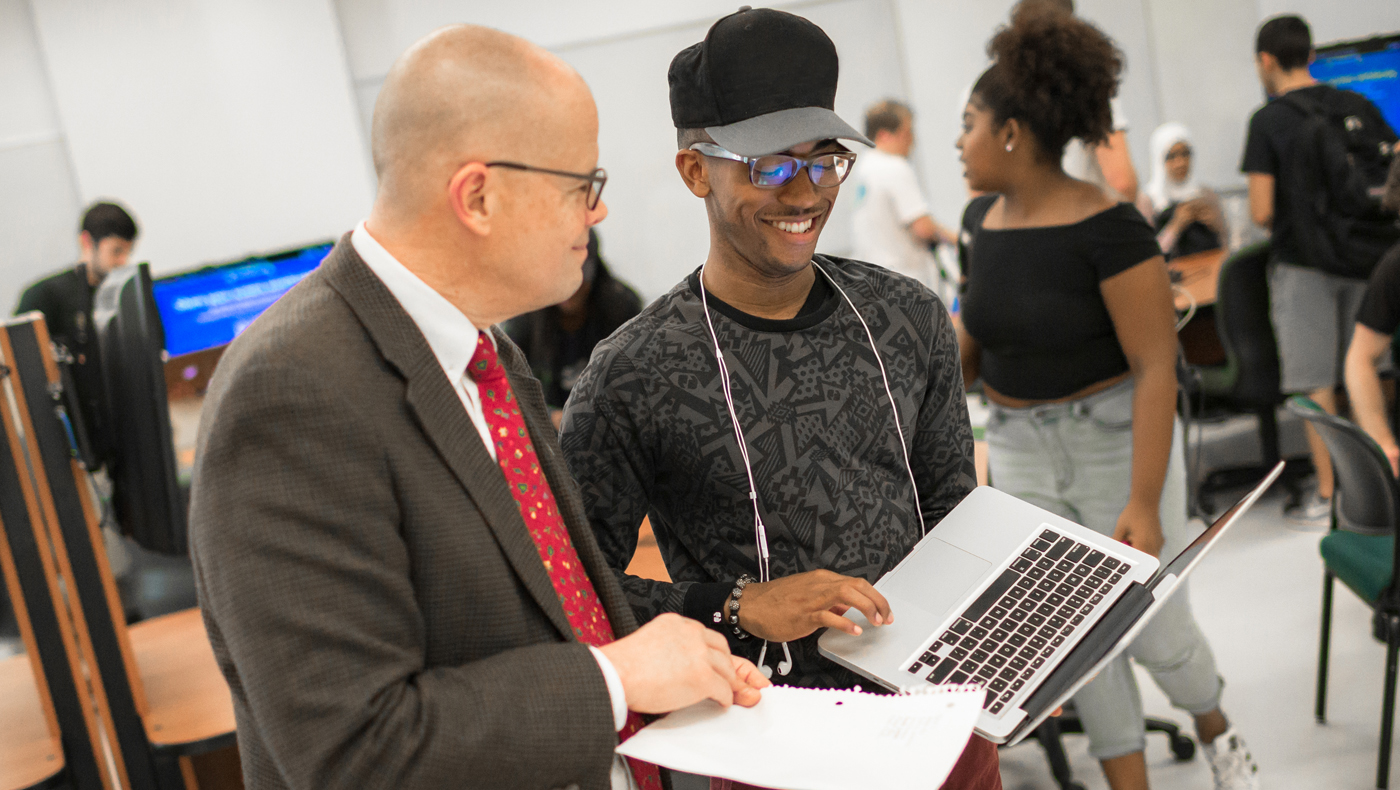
189, 25, 767, 790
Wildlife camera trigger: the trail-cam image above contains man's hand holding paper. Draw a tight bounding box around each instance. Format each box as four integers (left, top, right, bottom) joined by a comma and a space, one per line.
601, 614, 771, 713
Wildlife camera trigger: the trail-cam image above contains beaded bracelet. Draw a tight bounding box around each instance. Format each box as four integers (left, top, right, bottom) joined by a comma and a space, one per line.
727, 574, 757, 640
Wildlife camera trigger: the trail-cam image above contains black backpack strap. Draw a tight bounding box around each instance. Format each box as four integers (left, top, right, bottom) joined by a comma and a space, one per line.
1278, 88, 1326, 120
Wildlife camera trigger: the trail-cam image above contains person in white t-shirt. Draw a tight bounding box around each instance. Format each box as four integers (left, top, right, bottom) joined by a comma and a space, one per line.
850, 100, 957, 290
1062, 97, 1139, 203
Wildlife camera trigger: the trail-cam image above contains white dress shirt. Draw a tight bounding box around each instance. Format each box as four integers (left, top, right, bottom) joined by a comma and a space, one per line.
351, 224, 635, 788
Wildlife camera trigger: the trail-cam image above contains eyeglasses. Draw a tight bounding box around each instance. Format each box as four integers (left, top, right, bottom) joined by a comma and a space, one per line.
1164, 147, 1193, 161
485, 161, 608, 210
688, 143, 856, 189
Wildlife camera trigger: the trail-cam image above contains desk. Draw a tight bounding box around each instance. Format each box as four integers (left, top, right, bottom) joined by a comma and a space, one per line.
0, 654, 64, 790
1170, 248, 1224, 311
1170, 249, 1227, 366
626, 518, 671, 583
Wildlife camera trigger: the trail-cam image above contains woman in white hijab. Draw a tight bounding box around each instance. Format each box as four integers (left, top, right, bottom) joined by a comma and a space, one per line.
1136, 122, 1225, 259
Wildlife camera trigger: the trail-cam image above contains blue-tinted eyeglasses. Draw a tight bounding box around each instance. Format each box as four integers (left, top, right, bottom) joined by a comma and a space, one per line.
689, 142, 856, 189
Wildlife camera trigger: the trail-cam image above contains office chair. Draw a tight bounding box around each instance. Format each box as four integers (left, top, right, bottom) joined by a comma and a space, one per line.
2, 317, 237, 790
1183, 241, 1304, 511
1285, 396, 1400, 789
0, 345, 111, 790
1023, 701, 1197, 790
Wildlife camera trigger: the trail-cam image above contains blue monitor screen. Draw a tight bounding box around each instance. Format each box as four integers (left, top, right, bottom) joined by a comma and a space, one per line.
152, 242, 333, 357
1312, 34, 1400, 134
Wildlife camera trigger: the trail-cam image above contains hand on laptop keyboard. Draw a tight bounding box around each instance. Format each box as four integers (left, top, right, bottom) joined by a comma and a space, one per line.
734, 569, 892, 642
906, 528, 1133, 715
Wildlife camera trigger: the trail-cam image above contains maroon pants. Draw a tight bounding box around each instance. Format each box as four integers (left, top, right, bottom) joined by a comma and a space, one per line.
707, 734, 1002, 790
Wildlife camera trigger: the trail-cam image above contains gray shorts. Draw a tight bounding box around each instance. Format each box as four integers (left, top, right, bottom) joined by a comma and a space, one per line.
1269, 261, 1370, 394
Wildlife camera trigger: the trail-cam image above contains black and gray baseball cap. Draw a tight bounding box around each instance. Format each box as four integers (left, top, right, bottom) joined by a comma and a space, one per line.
668, 6, 873, 157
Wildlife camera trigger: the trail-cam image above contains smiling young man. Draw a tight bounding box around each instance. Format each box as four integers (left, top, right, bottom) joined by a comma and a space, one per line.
559, 8, 997, 788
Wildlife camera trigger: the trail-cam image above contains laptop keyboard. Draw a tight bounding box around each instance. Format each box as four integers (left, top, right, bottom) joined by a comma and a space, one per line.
904, 528, 1132, 715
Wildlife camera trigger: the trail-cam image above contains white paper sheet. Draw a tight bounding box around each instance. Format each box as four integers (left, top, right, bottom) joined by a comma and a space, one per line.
615, 684, 983, 790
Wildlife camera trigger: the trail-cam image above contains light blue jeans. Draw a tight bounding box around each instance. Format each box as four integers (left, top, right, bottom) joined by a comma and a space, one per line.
984, 379, 1224, 760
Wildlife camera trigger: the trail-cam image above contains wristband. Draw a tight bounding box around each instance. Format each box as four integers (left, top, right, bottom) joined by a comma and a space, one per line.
727, 574, 757, 640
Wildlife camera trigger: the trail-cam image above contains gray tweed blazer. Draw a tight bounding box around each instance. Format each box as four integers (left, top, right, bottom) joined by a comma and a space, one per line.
189, 237, 639, 790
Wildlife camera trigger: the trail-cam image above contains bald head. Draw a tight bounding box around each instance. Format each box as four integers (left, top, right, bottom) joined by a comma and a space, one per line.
370, 25, 595, 216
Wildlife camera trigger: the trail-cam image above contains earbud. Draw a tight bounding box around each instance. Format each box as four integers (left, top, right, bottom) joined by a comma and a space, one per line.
777, 642, 794, 677
757, 642, 793, 677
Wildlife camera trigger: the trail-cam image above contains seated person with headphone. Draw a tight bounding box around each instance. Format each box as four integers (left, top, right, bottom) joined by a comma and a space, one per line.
560, 9, 996, 789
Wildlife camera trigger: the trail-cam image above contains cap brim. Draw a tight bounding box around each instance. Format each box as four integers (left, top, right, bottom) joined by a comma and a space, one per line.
706, 106, 873, 157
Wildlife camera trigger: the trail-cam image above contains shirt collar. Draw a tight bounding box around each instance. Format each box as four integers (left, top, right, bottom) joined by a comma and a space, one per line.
351, 221, 489, 385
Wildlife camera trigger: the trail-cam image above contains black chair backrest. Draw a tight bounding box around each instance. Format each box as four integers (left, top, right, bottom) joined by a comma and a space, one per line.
1285, 397, 1400, 535
1215, 242, 1281, 405
0, 331, 111, 790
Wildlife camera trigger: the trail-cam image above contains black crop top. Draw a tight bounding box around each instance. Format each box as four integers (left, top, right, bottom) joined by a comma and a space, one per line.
958, 194, 1162, 400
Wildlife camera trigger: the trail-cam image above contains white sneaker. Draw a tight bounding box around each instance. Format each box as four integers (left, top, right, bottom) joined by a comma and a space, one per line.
1283, 490, 1330, 530
1203, 727, 1260, 790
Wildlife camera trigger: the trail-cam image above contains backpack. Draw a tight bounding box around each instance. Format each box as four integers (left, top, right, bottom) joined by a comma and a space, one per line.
1278, 85, 1399, 279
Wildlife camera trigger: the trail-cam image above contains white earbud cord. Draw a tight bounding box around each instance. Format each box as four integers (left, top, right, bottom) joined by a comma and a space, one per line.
698, 262, 772, 584
696, 259, 928, 678
698, 261, 790, 677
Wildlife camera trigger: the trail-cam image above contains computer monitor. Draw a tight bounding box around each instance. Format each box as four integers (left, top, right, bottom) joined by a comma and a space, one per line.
92, 263, 187, 555
1313, 32, 1400, 133
152, 241, 333, 359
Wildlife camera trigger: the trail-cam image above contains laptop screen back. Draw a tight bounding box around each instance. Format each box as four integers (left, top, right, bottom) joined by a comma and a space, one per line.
1148, 463, 1283, 591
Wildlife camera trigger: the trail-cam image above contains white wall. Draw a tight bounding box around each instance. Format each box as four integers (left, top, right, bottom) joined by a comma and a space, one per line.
1255, 0, 1400, 46
0, 0, 80, 314
2, 0, 1397, 311
28, 0, 375, 277
1143, 0, 1263, 194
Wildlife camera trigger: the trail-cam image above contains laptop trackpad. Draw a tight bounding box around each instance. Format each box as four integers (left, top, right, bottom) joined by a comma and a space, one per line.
880, 538, 994, 623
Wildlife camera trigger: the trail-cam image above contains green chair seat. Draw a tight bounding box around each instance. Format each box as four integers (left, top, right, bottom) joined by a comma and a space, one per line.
1321, 531, 1396, 605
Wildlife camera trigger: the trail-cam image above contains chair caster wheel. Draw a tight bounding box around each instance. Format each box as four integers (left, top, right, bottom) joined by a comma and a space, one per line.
1171, 734, 1196, 761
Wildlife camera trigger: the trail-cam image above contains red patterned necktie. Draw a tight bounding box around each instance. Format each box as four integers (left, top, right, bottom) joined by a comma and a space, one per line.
468, 334, 661, 790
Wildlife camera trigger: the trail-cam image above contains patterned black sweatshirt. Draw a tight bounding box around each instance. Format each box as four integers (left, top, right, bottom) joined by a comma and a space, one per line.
559, 256, 975, 689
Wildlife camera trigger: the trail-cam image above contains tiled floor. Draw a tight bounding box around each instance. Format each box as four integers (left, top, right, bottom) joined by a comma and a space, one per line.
997, 486, 1396, 790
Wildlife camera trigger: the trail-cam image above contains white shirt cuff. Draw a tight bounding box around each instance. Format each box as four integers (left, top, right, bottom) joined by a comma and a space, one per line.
589, 646, 629, 732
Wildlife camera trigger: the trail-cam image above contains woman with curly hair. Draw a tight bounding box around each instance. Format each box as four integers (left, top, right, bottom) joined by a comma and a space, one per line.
955, 5, 1259, 789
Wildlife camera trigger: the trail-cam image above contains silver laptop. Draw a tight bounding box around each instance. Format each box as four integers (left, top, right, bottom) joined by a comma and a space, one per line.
819, 462, 1283, 745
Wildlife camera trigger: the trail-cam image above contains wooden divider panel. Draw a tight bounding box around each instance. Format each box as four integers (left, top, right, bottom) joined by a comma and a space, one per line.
0, 324, 114, 790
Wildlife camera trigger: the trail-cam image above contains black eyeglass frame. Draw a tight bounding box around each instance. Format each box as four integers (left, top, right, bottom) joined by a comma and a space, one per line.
688, 142, 857, 189
484, 161, 608, 209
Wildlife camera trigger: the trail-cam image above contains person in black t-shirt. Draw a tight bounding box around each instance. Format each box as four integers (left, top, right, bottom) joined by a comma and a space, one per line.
14, 201, 140, 450
504, 229, 642, 426
957, 5, 1256, 789
1344, 160, 1400, 474
1241, 14, 1398, 525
